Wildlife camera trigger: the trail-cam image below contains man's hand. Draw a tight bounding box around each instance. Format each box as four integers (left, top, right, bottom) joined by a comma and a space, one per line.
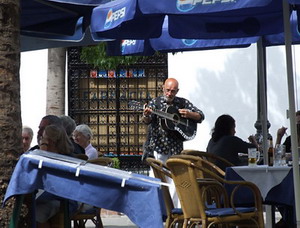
178, 109, 190, 118
143, 107, 152, 117
277, 126, 288, 138
179, 109, 202, 121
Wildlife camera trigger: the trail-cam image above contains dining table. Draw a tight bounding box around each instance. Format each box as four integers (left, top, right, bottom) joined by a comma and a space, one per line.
3, 150, 166, 228
225, 165, 294, 228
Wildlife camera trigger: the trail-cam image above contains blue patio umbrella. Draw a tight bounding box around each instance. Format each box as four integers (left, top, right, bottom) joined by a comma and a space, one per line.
20, 0, 112, 51
106, 16, 260, 56
21, 0, 114, 35
158, 0, 286, 39
21, 0, 99, 36
107, 11, 300, 55
90, 0, 165, 39
21, 18, 111, 52
91, 0, 291, 40
106, 33, 260, 56
263, 10, 300, 46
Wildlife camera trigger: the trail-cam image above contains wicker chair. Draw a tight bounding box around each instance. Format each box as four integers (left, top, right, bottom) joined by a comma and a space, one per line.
181, 149, 234, 171
173, 154, 232, 210
146, 158, 184, 228
74, 154, 89, 161
71, 207, 102, 228
166, 157, 264, 228
172, 154, 225, 178
88, 157, 113, 166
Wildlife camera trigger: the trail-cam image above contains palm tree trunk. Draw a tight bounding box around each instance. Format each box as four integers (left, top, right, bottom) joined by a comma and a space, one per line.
0, 0, 23, 226
46, 48, 66, 115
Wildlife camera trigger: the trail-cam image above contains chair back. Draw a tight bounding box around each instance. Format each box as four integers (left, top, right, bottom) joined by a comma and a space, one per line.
181, 149, 234, 170
74, 154, 89, 161
88, 157, 113, 166
146, 158, 174, 216
172, 154, 225, 178
166, 158, 207, 220
166, 157, 265, 228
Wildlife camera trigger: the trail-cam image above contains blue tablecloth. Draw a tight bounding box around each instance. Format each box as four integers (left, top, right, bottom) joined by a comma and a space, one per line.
4, 150, 164, 228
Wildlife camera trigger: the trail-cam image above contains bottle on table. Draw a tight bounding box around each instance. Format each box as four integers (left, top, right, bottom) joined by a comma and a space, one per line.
268, 136, 274, 166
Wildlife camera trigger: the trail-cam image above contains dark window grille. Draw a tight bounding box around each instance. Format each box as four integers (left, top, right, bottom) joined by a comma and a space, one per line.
67, 47, 168, 173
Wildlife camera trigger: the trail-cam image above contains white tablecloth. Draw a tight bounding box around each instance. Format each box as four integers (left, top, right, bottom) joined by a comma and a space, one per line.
231, 165, 291, 199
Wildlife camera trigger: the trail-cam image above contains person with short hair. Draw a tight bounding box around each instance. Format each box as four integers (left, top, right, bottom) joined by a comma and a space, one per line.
143, 78, 204, 163
22, 126, 33, 152
73, 124, 98, 159
29, 115, 63, 152
143, 78, 204, 208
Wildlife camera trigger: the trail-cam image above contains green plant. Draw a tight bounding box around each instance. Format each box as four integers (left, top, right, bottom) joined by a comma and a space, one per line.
80, 42, 143, 70
112, 157, 120, 169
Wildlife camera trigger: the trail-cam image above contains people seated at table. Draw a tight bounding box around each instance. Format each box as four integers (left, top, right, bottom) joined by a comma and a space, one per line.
29, 115, 86, 157
60, 115, 85, 155
22, 126, 33, 153
276, 110, 300, 152
73, 124, 98, 159
36, 124, 77, 228
206, 114, 259, 170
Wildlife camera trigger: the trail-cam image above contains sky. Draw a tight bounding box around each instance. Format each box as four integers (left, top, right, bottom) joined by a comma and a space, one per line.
20, 49, 48, 146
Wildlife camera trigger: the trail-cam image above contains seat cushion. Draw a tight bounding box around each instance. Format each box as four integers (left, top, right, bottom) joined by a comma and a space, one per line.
205, 207, 255, 217
171, 208, 183, 215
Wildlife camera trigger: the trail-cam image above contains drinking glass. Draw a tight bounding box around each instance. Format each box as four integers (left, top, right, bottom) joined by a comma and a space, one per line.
274, 144, 286, 166
248, 148, 260, 167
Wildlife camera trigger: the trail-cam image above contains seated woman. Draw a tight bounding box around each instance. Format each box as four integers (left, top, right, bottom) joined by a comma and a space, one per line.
206, 114, 259, 170
73, 124, 98, 160
39, 124, 73, 155
37, 124, 76, 228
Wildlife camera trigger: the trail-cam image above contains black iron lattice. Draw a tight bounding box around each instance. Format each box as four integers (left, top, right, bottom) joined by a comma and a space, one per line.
67, 47, 168, 173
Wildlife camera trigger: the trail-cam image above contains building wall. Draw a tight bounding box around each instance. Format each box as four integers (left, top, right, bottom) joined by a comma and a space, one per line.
169, 44, 300, 151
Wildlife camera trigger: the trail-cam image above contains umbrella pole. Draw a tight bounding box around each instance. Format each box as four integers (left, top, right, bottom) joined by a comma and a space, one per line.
257, 39, 269, 164
257, 39, 275, 227
282, 0, 300, 227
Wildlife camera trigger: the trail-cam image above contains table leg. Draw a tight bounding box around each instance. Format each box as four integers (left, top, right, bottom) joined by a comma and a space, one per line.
9, 195, 24, 228
63, 200, 71, 228
265, 205, 275, 228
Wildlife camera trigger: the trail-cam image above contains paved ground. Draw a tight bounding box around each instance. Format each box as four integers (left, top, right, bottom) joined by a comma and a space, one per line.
84, 214, 137, 228
81, 210, 282, 228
